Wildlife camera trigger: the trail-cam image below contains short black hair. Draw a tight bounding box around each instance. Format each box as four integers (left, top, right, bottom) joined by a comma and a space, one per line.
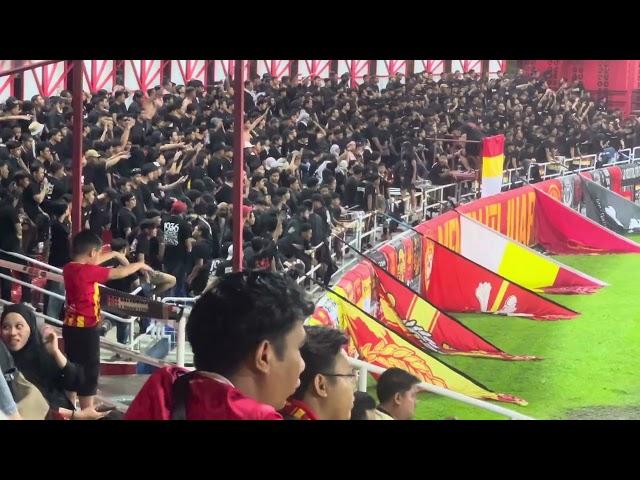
30, 162, 44, 174
186, 271, 313, 376
110, 237, 129, 252
299, 222, 312, 233
291, 326, 348, 400
121, 192, 135, 205
352, 165, 364, 175
351, 392, 377, 420
140, 219, 157, 231
49, 161, 64, 174
72, 230, 103, 256
376, 367, 420, 404
306, 177, 320, 188
145, 209, 161, 219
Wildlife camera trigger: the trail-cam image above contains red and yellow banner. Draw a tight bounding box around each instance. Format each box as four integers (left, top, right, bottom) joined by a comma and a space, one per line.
422, 237, 578, 319
333, 291, 527, 405
371, 259, 536, 360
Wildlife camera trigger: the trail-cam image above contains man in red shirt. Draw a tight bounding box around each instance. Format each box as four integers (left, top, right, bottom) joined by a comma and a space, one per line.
125, 271, 312, 420
63, 230, 152, 412
280, 326, 355, 420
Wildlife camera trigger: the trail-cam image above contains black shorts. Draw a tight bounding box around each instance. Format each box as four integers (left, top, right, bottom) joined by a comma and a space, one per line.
62, 325, 100, 397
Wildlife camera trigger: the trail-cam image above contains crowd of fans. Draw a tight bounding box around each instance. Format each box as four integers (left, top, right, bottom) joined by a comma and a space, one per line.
0, 64, 637, 420
0, 66, 636, 305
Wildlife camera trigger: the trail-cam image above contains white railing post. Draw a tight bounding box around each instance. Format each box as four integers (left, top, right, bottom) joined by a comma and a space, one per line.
358, 364, 368, 393
176, 307, 188, 368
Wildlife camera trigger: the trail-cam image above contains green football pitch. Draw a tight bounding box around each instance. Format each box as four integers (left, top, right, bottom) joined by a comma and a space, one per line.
408, 234, 640, 420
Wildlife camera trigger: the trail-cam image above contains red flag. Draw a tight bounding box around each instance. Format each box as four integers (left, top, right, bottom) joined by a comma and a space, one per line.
534, 188, 640, 254
422, 237, 578, 320
370, 259, 537, 360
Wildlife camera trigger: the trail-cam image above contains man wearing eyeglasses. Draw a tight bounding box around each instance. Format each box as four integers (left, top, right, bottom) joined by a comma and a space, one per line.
279, 326, 355, 420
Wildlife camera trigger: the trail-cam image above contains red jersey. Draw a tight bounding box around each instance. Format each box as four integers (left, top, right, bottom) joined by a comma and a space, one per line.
279, 398, 318, 420
62, 262, 110, 328
125, 366, 283, 420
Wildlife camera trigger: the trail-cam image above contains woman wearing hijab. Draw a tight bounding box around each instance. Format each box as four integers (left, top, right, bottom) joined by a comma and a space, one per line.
0, 304, 107, 420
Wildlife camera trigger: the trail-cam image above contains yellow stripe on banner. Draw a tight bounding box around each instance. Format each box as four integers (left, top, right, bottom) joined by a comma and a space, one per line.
489, 280, 509, 312
76, 315, 85, 328
93, 283, 101, 320
482, 154, 504, 178
498, 241, 559, 290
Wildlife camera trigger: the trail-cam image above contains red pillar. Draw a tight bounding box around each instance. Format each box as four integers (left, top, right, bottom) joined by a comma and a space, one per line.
232, 60, 245, 272
71, 59, 84, 237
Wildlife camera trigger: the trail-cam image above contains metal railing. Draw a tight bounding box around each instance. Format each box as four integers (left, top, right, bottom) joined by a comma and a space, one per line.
348, 357, 532, 420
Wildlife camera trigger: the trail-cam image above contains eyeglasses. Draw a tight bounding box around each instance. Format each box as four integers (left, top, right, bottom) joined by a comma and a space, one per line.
321, 370, 360, 388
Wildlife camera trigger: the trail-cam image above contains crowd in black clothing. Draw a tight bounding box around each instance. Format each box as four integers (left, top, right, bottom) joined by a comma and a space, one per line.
0, 66, 636, 306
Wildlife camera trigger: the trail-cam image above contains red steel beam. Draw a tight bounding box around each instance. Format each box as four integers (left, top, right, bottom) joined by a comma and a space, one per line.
232, 60, 245, 272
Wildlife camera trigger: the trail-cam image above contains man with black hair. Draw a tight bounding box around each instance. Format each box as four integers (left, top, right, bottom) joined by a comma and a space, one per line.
45, 199, 71, 319
351, 391, 377, 420
299, 176, 320, 204
89, 188, 118, 238
374, 367, 420, 420
125, 271, 311, 420
280, 326, 355, 420
214, 170, 234, 204
266, 168, 280, 197
278, 222, 314, 273
116, 192, 138, 241
163, 199, 193, 296
23, 162, 50, 252
343, 164, 363, 207
109, 90, 128, 118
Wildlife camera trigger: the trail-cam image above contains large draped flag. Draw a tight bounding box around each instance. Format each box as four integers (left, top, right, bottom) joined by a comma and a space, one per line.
422, 237, 578, 319
330, 291, 528, 405
534, 187, 640, 254
580, 176, 640, 234
480, 135, 505, 198
458, 214, 606, 293
369, 257, 537, 360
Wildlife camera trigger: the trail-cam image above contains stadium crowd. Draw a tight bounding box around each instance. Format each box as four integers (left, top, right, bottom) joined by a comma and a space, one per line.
0, 65, 637, 420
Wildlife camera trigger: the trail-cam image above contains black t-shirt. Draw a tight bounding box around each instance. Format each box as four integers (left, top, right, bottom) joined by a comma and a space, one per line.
130, 233, 151, 262
103, 257, 137, 293
22, 181, 42, 220
132, 187, 146, 221
49, 219, 71, 268
215, 184, 234, 204
46, 175, 67, 202
343, 176, 360, 207
109, 102, 128, 116
89, 201, 112, 236
84, 162, 109, 194
117, 207, 137, 240
163, 214, 192, 264
428, 162, 450, 185
139, 182, 153, 210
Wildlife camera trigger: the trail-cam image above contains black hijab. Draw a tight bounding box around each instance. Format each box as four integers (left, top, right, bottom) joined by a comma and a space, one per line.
1, 304, 74, 410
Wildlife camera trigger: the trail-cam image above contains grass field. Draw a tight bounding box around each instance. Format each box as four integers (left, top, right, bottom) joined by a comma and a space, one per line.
407, 235, 640, 420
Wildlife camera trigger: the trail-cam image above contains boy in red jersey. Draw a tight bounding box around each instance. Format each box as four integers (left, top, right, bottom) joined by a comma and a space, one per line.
63, 230, 152, 412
